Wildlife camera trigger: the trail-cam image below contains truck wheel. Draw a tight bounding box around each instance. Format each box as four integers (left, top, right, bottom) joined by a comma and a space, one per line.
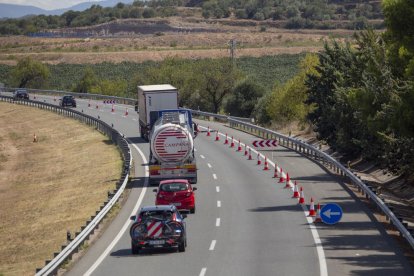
178, 240, 186, 252
190, 207, 195, 214
131, 243, 140, 255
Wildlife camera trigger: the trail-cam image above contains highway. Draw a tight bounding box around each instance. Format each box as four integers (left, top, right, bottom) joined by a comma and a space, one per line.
7, 93, 414, 275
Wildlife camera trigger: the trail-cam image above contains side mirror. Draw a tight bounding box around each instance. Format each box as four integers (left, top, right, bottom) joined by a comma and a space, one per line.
182, 214, 187, 219
152, 189, 157, 193
193, 187, 197, 191
130, 215, 136, 221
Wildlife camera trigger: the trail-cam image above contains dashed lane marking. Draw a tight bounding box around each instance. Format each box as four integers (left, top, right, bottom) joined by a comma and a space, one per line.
213, 174, 217, 180
199, 268, 207, 276
217, 200, 221, 208
207, 163, 212, 168
209, 240, 216, 251
200, 155, 205, 159
216, 218, 221, 227
216, 186, 220, 193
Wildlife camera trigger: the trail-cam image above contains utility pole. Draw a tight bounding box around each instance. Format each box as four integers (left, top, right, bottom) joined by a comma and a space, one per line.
229, 39, 236, 62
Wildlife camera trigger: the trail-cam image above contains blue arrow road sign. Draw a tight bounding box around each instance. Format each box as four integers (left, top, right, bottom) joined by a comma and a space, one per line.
320, 203, 343, 225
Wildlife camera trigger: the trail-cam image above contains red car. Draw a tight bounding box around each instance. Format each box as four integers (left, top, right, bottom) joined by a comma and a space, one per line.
154, 179, 197, 213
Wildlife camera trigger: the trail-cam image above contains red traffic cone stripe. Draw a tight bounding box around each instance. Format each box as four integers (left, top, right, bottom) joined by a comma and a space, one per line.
248, 148, 252, 160
244, 144, 248, 156
257, 153, 261, 165
308, 198, 316, 217
273, 167, 278, 178
284, 174, 292, 188
314, 203, 322, 223
263, 156, 269, 170
237, 140, 242, 151
292, 181, 299, 198
207, 126, 211, 136
111, 104, 115, 113
279, 168, 285, 183
215, 131, 220, 141
224, 133, 228, 144
125, 108, 128, 116
298, 187, 305, 204
230, 136, 235, 148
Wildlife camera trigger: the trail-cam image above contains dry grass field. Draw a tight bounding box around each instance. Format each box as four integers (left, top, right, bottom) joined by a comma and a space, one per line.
0, 102, 122, 275
0, 17, 354, 65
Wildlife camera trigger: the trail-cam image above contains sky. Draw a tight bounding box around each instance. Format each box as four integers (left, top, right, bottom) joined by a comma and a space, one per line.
0, 0, 102, 10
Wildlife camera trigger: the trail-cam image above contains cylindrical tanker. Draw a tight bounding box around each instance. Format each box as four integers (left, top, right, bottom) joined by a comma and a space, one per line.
150, 122, 194, 163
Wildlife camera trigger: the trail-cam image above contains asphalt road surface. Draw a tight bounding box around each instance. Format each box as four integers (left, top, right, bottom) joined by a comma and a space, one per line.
6, 93, 413, 276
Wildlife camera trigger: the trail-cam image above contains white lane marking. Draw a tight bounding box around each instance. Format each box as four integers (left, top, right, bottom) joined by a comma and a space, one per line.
84, 142, 148, 276
209, 240, 216, 251
132, 118, 137, 121
301, 204, 328, 276
216, 218, 221, 227
194, 148, 198, 152
217, 200, 221, 208
213, 174, 217, 180
216, 186, 220, 193
200, 155, 205, 159
199, 268, 207, 276
197, 124, 328, 276
207, 163, 212, 168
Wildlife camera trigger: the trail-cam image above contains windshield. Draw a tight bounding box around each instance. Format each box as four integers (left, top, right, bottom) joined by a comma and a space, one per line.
160, 182, 188, 192
139, 210, 173, 221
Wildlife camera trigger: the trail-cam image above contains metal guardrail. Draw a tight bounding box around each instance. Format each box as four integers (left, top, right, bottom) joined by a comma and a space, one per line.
192, 111, 414, 251
5, 87, 137, 106
0, 95, 132, 275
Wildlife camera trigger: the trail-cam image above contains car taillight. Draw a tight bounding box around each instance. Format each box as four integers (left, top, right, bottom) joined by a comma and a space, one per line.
150, 170, 160, 176
188, 168, 196, 173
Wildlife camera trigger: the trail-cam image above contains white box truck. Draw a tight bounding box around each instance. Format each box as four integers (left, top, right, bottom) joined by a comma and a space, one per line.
137, 84, 179, 141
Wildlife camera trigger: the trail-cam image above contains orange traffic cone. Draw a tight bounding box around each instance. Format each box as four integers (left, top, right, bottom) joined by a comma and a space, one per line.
224, 133, 228, 144
298, 187, 305, 204
279, 168, 285, 183
33, 133, 37, 143
284, 174, 292, 189
230, 136, 235, 148
308, 198, 316, 217
244, 144, 248, 156
111, 104, 115, 113
314, 203, 322, 223
257, 153, 261, 165
273, 167, 278, 178
215, 131, 220, 141
248, 148, 252, 160
263, 156, 269, 170
237, 140, 242, 151
207, 126, 211, 136
292, 181, 299, 198
125, 108, 128, 116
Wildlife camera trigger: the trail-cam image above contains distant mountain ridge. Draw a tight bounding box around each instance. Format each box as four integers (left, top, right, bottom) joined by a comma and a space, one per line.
0, 0, 134, 19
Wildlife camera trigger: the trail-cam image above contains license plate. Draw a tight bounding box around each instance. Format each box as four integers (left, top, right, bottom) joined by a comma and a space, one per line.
149, 240, 165, 245
171, 202, 181, 206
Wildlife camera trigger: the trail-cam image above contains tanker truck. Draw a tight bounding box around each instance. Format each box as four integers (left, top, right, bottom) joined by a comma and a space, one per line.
136, 85, 198, 185
148, 109, 197, 185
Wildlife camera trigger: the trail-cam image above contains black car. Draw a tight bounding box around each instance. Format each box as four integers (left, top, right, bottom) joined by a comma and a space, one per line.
13, 89, 29, 100
59, 95, 76, 107
129, 205, 187, 254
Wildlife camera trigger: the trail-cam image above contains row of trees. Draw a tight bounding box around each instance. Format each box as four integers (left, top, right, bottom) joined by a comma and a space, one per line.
0, 0, 384, 35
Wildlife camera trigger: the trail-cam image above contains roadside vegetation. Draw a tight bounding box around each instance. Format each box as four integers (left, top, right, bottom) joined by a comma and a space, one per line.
0, 0, 383, 35
0, 103, 122, 275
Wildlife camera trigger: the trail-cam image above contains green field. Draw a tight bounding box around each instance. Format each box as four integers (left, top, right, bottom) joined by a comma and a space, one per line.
0, 54, 304, 96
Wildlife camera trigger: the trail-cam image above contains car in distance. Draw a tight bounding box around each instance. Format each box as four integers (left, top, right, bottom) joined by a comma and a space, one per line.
59, 95, 76, 107
153, 179, 197, 214
129, 205, 187, 254
13, 89, 29, 100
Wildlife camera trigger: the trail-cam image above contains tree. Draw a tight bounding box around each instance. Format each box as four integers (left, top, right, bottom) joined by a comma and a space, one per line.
195, 59, 242, 113
224, 78, 265, 117
74, 67, 98, 93
9, 57, 50, 88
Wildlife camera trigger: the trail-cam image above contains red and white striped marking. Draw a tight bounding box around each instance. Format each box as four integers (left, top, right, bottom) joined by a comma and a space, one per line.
147, 221, 163, 238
